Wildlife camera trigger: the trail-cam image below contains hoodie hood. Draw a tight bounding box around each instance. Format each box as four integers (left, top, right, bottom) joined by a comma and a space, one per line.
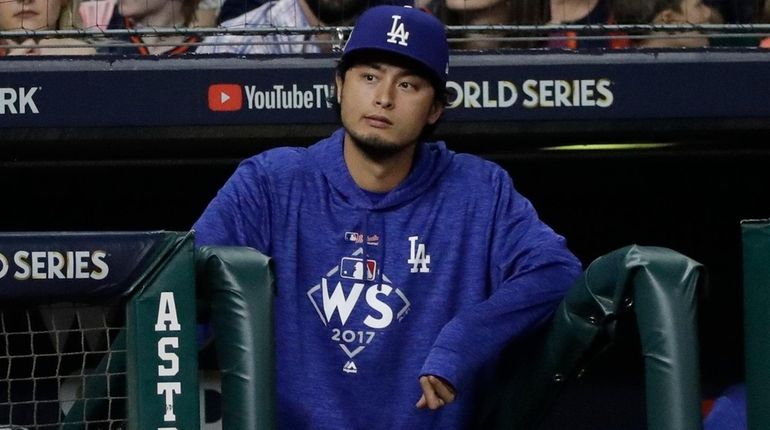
310, 128, 455, 210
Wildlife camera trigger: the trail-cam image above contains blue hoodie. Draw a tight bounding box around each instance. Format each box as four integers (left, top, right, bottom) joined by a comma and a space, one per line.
193, 128, 582, 430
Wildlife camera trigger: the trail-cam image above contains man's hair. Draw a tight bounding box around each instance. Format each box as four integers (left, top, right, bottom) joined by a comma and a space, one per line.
333, 50, 448, 141
611, 0, 683, 25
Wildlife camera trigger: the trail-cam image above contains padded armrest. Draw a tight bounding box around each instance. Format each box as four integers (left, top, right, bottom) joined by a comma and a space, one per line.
196, 246, 276, 430
480, 245, 705, 430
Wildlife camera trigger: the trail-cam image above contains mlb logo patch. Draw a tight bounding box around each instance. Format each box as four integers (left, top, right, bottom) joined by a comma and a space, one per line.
340, 257, 376, 281
345, 232, 363, 243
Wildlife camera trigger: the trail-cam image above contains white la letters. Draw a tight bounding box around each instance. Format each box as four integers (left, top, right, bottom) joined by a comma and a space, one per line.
408, 236, 431, 273
386, 15, 409, 46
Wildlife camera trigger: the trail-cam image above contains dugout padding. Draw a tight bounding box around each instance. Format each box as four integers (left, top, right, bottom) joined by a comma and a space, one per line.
196, 246, 276, 430
741, 221, 770, 430
478, 245, 705, 430
0, 231, 199, 430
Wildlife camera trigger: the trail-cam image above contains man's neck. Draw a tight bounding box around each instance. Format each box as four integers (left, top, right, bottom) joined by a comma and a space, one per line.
343, 135, 417, 193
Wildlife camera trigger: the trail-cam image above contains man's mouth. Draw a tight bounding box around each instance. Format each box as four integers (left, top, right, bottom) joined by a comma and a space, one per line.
364, 115, 393, 128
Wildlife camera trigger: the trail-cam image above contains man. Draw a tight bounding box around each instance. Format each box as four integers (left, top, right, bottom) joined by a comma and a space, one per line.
0, 0, 95, 55
216, 0, 266, 24
98, 0, 201, 55
193, 5, 581, 428
611, 0, 721, 48
195, 0, 390, 54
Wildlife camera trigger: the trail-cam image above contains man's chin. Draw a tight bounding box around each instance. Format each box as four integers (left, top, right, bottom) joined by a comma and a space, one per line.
349, 131, 414, 162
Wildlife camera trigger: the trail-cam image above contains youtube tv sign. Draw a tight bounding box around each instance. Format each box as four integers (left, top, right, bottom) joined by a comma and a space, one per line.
208, 84, 243, 111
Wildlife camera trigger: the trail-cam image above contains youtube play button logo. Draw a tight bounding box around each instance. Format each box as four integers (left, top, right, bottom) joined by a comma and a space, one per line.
208, 84, 243, 111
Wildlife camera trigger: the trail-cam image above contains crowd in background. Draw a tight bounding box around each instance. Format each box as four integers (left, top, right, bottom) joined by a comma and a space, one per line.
0, 0, 769, 55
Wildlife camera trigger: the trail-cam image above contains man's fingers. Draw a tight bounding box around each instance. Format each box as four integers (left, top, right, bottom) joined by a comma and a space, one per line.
415, 394, 427, 408
429, 375, 456, 404
418, 376, 442, 410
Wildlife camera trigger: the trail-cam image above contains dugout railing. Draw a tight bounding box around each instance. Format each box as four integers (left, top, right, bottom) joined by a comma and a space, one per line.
0, 232, 277, 430
1, 232, 708, 430
0, 231, 201, 429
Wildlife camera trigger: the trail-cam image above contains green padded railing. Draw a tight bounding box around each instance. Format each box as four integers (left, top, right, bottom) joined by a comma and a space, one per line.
196, 246, 277, 430
741, 221, 770, 430
479, 245, 705, 430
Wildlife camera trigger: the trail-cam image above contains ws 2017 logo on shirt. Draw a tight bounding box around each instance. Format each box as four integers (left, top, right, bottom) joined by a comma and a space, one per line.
306, 247, 410, 374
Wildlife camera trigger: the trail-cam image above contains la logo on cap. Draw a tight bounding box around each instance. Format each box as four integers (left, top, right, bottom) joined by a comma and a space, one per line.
386, 15, 409, 46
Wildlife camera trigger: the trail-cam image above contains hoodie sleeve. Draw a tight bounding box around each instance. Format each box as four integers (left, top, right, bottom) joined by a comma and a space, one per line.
419, 169, 582, 392
192, 156, 273, 254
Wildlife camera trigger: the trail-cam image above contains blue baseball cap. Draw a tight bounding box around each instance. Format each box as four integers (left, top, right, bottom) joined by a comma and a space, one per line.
342, 5, 449, 85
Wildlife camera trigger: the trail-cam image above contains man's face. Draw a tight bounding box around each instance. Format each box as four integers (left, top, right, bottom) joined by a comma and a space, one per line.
336, 56, 444, 160
0, 0, 62, 30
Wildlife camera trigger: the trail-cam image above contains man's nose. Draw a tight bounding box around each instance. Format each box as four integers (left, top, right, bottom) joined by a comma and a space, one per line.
374, 84, 394, 109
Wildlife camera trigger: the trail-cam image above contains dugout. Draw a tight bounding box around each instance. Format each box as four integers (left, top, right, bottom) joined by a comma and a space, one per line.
2, 49, 769, 428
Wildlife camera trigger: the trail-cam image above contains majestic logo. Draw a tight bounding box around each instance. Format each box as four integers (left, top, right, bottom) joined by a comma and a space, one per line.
386, 15, 409, 46
307, 248, 410, 373
407, 236, 430, 273
208, 84, 243, 111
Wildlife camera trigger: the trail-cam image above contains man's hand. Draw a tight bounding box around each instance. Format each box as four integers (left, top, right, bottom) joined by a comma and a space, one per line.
415, 375, 456, 410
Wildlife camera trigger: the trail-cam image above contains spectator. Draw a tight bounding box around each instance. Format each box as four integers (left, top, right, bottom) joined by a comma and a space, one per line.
196, 0, 224, 26
217, 0, 268, 23
611, 0, 721, 48
434, 0, 550, 49
193, 5, 581, 429
195, 0, 407, 54
98, 0, 201, 55
548, 0, 613, 48
0, 0, 95, 55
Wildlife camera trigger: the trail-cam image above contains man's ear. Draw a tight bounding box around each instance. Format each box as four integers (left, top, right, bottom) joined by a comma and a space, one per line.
335, 74, 343, 103
427, 100, 444, 125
